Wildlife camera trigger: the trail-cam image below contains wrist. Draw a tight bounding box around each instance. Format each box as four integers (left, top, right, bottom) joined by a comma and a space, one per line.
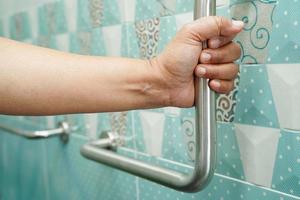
145, 57, 172, 108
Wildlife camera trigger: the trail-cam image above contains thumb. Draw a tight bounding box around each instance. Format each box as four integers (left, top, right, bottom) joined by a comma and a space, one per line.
181, 16, 244, 41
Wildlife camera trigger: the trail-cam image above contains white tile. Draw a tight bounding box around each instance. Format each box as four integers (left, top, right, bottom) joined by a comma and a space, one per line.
102, 25, 122, 56
28, 7, 38, 39
56, 33, 69, 52
118, 0, 136, 22
267, 64, 300, 131
234, 123, 280, 187
217, 0, 229, 7
2, 16, 9, 37
85, 114, 99, 140
47, 116, 56, 128
163, 107, 181, 117
159, 0, 176, 13
64, 0, 77, 33
140, 111, 165, 157
175, 12, 193, 31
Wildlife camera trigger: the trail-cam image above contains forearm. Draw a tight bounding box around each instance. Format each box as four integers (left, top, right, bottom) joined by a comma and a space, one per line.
0, 37, 169, 115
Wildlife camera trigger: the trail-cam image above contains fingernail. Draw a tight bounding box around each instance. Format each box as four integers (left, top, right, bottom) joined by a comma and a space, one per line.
197, 67, 206, 76
232, 20, 244, 29
210, 39, 221, 49
202, 52, 211, 62
211, 80, 221, 88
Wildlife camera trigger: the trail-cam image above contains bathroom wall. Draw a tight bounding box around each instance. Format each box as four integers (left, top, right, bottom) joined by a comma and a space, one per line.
0, 0, 300, 200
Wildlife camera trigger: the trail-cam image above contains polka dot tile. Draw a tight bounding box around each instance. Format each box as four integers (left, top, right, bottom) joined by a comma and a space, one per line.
138, 158, 299, 200
234, 64, 279, 128
215, 123, 245, 180
272, 129, 300, 196
268, 0, 300, 63
158, 15, 177, 53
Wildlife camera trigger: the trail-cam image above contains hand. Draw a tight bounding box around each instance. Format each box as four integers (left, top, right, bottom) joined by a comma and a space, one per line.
153, 16, 243, 108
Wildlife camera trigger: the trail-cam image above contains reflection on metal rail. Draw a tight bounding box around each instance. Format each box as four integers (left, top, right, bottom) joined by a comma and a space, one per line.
0, 121, 73, 141
80, 0, 216, 193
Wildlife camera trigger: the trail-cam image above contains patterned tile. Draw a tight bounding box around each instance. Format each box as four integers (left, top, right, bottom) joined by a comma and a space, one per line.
230, 0, 277, 64
77, 0, 121, 30
135, 17, 160, 59
216, 76, 239, 122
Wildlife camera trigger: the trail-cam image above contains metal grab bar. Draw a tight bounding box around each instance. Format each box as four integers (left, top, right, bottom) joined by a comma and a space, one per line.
80, 0, 216, 193
0, 121, 73, 140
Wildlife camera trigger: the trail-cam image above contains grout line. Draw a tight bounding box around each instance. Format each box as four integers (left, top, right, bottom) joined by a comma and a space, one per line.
215, 174, 300, 200
116, 148, 300, 199
119, 146, 150, 157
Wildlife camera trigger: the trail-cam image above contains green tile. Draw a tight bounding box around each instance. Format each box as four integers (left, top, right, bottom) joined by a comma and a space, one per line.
9, 12, 31, 40
38, 0, 67, 35
0, 19, 4, 36
176, 0, 194, 14
272, 130, 300, 197
0, 127, 49, 200
46, 135, 137, 200
234, 65, 279, 128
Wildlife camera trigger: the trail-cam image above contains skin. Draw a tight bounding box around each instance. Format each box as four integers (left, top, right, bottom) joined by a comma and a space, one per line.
0, 16, 243, 116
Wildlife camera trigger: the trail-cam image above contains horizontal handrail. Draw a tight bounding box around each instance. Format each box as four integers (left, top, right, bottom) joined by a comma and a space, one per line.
0, 121, 73, 140
80, 0, 216, 193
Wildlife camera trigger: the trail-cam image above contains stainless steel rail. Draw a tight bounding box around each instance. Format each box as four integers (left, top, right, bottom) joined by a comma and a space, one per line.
0, 121, 72, 140
80, 0, 216, 193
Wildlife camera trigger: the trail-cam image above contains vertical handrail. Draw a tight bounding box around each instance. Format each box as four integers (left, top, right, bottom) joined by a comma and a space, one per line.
80, 0, 216, 193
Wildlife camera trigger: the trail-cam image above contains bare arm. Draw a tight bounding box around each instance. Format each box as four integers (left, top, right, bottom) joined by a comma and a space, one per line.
0, 17, 243, 116
0, 37, 168, 115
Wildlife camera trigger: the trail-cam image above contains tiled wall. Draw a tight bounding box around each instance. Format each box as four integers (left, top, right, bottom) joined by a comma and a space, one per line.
0, 0, 300, 200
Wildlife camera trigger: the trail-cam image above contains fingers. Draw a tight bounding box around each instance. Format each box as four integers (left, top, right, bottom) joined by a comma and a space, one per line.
200, 42, 241, 64
181, 16, 244, 42
209, 79, 235, 94
208, 35, 236, 49
195, 63, 239, 94
195, 63, 239, 80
